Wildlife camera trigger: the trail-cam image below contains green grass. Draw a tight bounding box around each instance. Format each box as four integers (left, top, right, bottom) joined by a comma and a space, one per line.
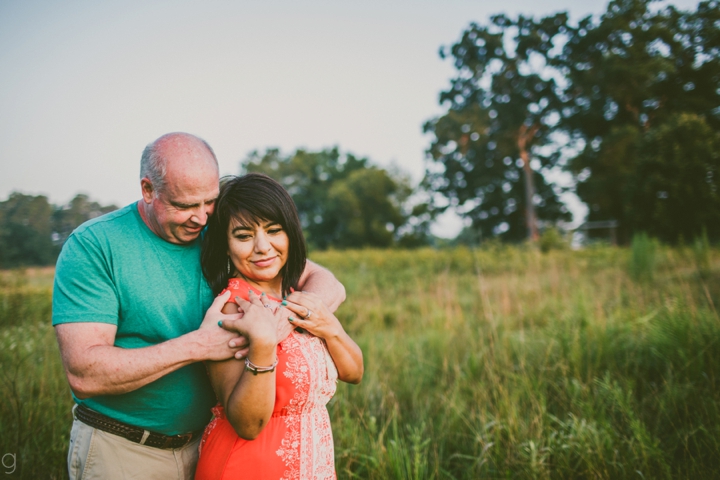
1, 246, 719, 478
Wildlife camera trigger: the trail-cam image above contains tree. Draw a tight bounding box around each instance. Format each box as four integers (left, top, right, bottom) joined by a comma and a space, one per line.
425, 13, 571, 242
0, 193, 57, 268
625, 113, 720, 242
559, 0, 720, 242
242, 148, 424, 249
51, 194, 118, 245
0, 192, 118, 268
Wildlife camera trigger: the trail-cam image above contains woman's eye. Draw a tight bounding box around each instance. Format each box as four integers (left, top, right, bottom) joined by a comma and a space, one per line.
234, 235, 251, 241
268, 228, 283, 235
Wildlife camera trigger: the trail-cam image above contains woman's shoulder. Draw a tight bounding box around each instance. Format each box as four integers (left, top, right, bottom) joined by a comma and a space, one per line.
222, 278, 283, 304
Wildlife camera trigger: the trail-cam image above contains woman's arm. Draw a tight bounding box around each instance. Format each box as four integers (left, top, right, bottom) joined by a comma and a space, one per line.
283, 292, 364, 384
207, 294, 281, 440
318, 321, 364, 384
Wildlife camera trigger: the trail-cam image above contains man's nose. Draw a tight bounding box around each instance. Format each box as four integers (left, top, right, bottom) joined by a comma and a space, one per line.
191, 206, 209, 226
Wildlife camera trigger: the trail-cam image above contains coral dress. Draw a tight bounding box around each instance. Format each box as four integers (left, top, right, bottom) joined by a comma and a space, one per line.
195, 279, 339, 480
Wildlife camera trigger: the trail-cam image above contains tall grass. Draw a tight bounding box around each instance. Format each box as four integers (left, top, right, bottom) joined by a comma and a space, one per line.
1, 246, 719, 478
0, 269, 71, 479
324, 245, 720, 478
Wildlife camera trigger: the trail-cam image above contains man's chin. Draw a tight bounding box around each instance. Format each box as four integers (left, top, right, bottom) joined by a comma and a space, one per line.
171, 230, 202, 244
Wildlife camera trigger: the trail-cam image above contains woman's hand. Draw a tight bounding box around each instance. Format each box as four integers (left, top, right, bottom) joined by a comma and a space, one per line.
219, 291, 282, 358
283, 291, 364, 384
282, 291, 343, 340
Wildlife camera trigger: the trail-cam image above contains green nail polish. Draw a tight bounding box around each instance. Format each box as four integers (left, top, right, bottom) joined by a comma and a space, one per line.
281, 300, 287, 306
261, 292, 266, 296
288, 316, 294, 322
217, 320, 223, 327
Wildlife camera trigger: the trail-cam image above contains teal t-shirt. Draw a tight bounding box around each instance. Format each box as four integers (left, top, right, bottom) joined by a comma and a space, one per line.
52, 203, 216, 435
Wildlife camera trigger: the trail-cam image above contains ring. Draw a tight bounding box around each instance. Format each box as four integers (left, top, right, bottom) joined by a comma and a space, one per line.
305, 309, 313, 319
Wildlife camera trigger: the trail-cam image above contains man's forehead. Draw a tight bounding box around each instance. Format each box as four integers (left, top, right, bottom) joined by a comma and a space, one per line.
161, 164, 219, 201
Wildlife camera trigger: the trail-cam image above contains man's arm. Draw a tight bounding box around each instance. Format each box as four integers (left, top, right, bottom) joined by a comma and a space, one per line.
296, 260, 346, 312
55, 291, 247, 399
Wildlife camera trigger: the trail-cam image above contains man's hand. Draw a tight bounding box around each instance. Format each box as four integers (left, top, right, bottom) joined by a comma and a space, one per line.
197, 290, 248, 361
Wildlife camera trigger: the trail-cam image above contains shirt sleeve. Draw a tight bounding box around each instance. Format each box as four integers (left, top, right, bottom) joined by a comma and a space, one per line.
52, 230, 120, 326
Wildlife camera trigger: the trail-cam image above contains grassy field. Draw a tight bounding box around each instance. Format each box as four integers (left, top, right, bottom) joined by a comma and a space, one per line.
1, 245, 719, 479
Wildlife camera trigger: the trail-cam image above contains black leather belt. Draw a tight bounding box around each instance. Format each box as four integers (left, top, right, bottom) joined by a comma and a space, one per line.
74, 404, 202, 450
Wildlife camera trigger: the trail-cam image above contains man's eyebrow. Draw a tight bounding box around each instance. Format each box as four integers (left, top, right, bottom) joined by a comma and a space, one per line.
170, 197, 217, 209
170, 201, 199, 208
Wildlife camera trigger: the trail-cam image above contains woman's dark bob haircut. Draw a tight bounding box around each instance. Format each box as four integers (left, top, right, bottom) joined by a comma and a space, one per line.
201, 173, 307, 296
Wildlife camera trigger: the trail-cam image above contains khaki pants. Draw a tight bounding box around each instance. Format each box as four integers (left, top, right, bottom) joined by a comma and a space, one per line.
67, 417, 200, 480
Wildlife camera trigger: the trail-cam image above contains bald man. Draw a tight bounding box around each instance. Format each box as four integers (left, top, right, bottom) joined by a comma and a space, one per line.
52, 133, 345, 479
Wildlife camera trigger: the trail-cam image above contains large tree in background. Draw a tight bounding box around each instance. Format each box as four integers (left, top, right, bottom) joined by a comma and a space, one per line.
558, 0, 720, 242
424, 13, 571, 242
242, 148, 427, 249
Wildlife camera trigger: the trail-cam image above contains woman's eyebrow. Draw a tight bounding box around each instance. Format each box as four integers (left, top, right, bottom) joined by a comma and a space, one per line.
263, 221, 281, 228
231, 225, 252, 234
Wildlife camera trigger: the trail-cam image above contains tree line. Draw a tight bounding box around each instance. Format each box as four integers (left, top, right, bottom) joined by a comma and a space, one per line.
0, 193, 117, 268
2, 0, 718, 268
0, 150, 432, 268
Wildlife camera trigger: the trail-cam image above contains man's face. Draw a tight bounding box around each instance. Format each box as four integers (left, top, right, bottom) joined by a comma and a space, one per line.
149, 171, 219, 245
141, 140, 220, 245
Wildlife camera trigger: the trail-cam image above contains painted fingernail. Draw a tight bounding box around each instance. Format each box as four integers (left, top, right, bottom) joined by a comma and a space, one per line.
218, 320, 223, 327
261, 292, 266, 296
288, 316, 295, 322
281, 300, 288, 306
283, 295, 287, 300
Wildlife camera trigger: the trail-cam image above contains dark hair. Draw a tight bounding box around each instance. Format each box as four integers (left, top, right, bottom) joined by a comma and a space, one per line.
202, 173, 307, 296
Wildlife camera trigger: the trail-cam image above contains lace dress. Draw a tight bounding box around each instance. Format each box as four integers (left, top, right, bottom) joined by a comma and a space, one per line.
195, 279, 339, 480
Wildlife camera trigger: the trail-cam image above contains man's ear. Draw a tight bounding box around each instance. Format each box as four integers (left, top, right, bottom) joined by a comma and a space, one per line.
140, 178, 155, 204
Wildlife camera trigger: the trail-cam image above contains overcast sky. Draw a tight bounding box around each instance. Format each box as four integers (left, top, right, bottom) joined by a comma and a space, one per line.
0, 0, 700, 237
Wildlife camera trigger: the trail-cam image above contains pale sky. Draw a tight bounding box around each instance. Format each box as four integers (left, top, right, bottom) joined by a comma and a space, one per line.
0, 0, 700, 237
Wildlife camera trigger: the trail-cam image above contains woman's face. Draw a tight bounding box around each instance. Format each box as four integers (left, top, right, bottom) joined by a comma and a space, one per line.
227, 216, 289, 286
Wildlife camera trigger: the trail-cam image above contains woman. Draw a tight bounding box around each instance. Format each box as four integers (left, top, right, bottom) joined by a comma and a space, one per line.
195, 173, 363, 480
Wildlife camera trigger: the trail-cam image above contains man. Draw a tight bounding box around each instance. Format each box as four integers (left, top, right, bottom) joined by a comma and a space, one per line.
53, 133, 345, 479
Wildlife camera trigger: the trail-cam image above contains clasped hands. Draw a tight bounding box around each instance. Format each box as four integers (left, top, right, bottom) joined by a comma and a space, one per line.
204, 290, 341, 360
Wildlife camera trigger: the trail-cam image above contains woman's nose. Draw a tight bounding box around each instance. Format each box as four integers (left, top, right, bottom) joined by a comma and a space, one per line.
254, 232, 270, 253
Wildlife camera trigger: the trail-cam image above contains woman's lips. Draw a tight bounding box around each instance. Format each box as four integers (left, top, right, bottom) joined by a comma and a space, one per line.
252, 256, 276, 268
